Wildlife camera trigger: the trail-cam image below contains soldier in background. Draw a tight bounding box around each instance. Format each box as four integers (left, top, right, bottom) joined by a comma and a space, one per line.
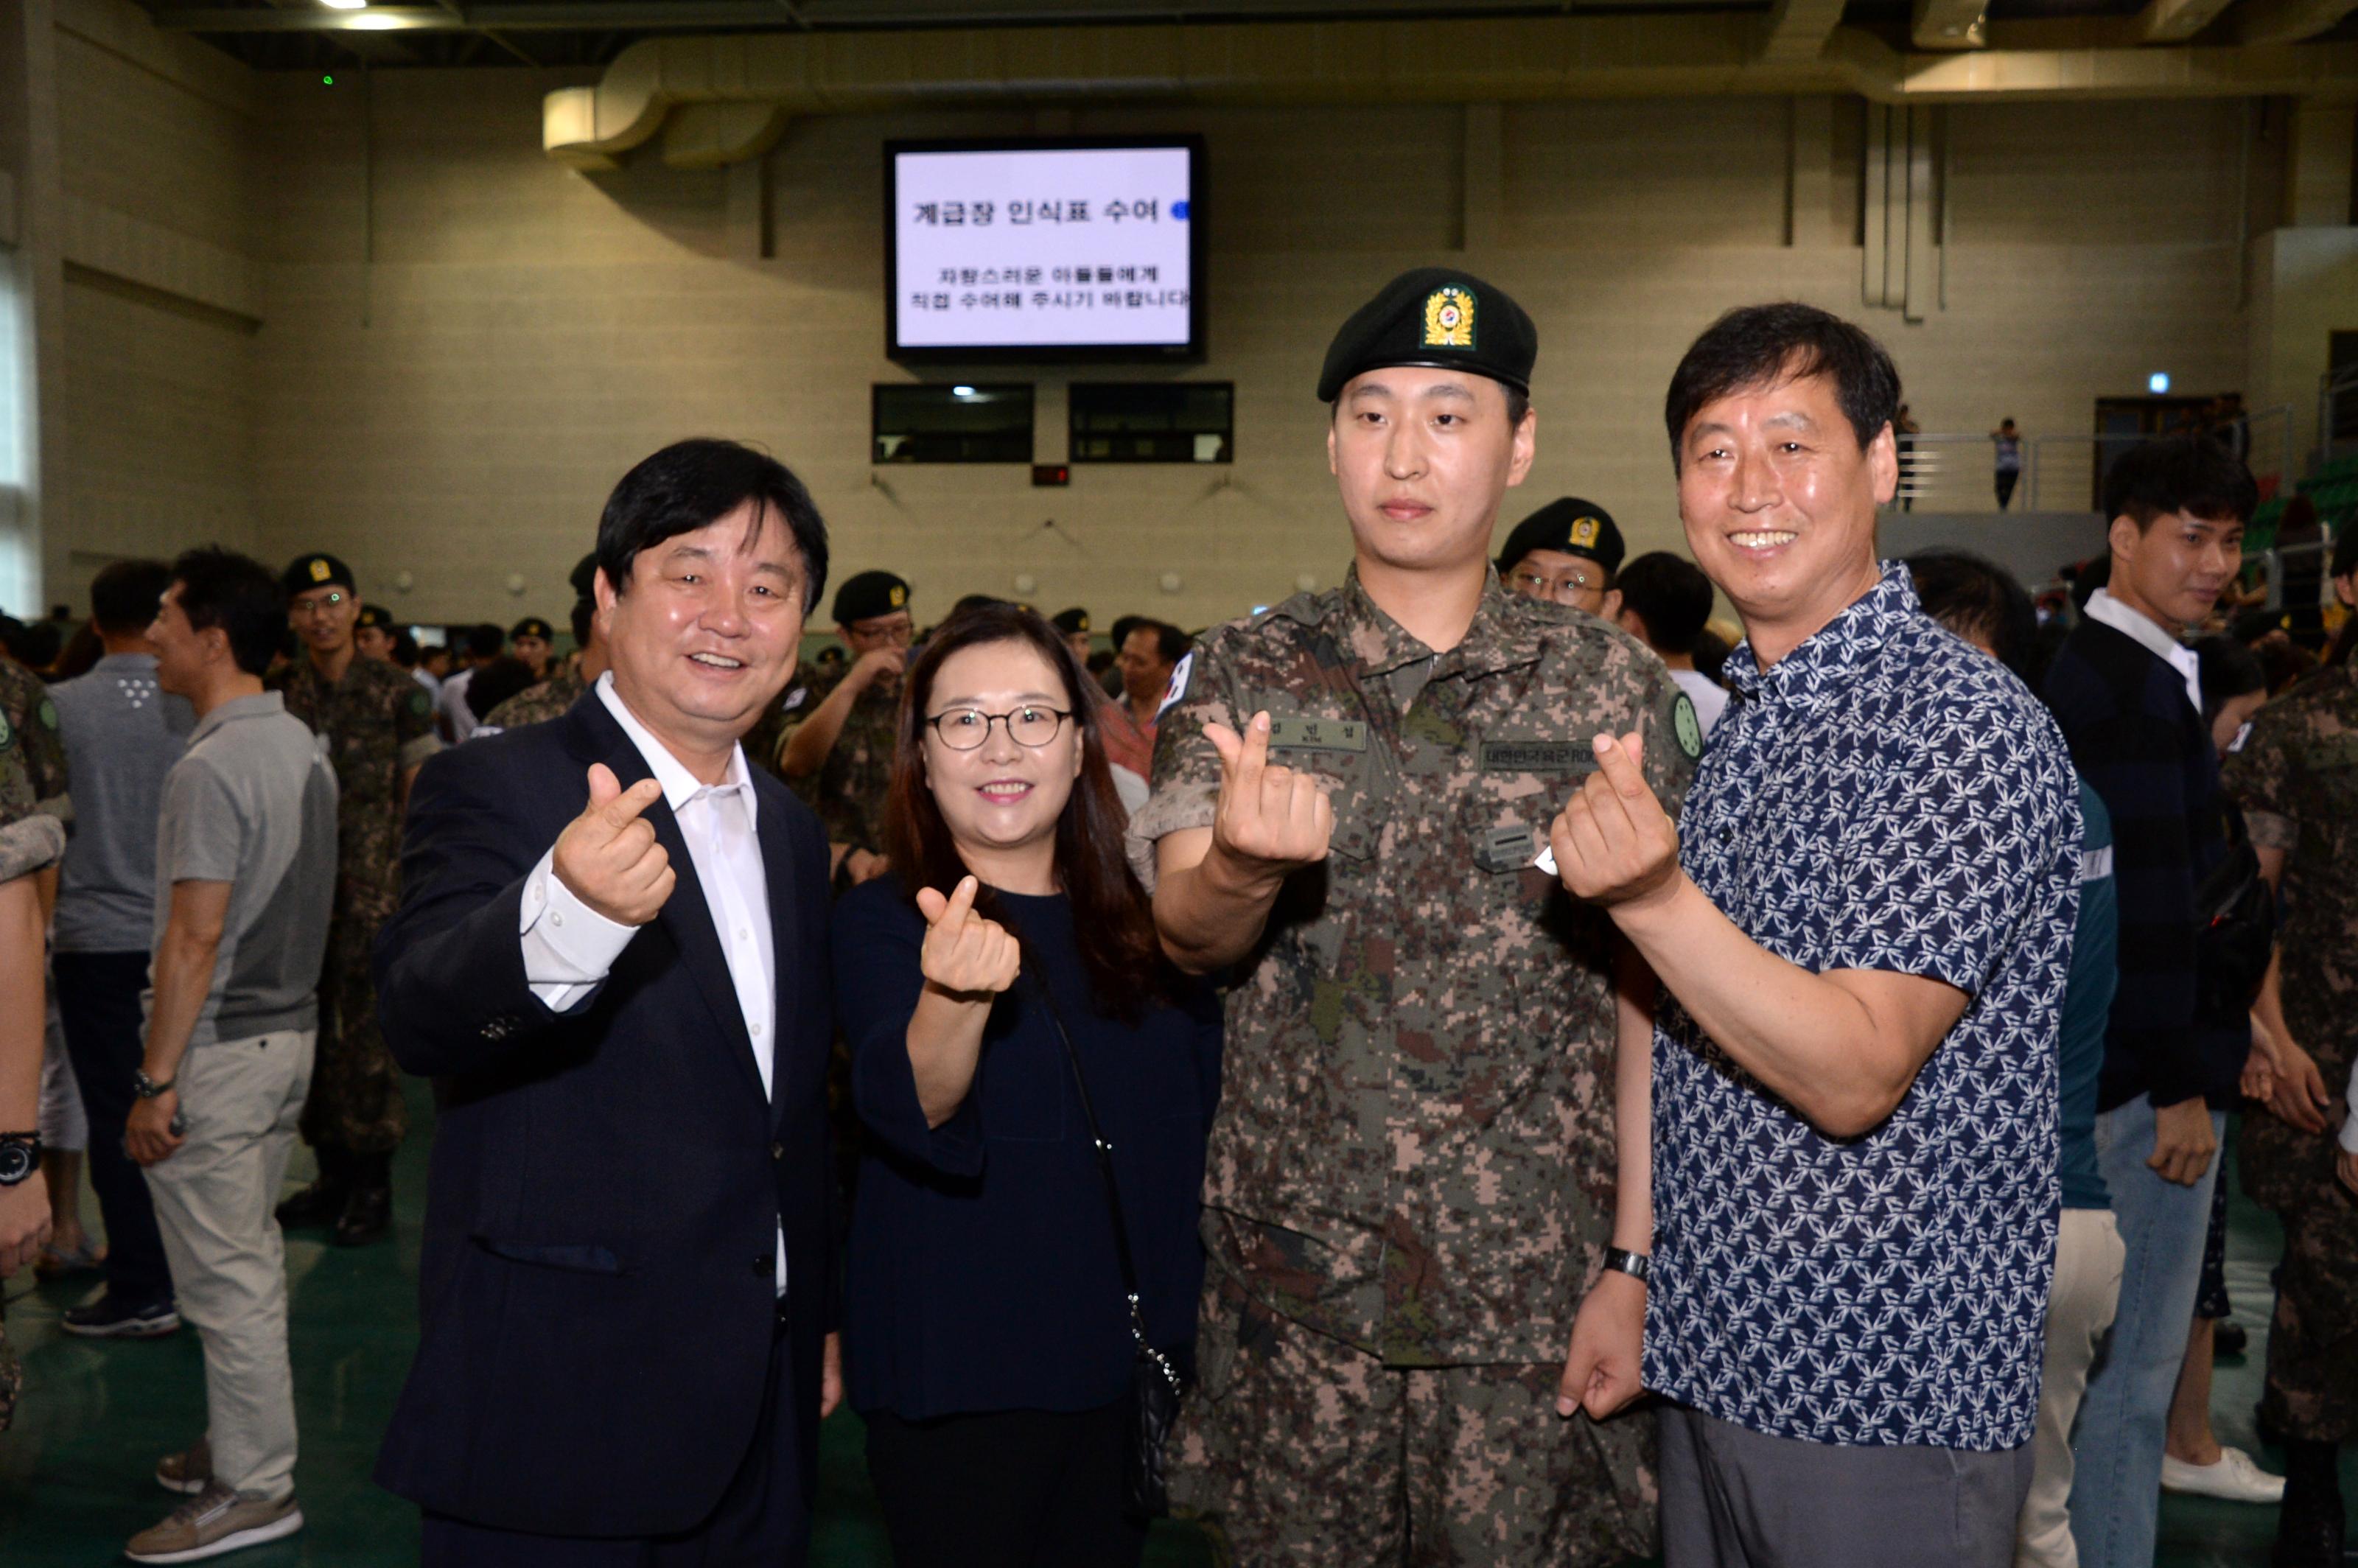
777, 570, 913, 885
2224, 561, 2358, 1568
1131, 269, 1696, 1564
1498, 497, 1626, 621
1051, 606, 1094, 667
508, 615, 555, 681
354, 604, 399, 665
268, 553, 440, 1245
483, 554, 601, 732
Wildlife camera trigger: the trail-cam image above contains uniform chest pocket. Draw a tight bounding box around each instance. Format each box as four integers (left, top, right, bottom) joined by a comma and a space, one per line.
1264, 712, 1385, 863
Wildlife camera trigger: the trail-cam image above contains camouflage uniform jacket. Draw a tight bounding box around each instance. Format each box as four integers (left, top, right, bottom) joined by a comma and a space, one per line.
2224, 662, 2358, 1209
1128, 566, 1698, 1365
0, 676, 65, 883
777, 662, 901, 854
483, 664, 590, 731
0, 658, 69, 822
270, 653, 440, 920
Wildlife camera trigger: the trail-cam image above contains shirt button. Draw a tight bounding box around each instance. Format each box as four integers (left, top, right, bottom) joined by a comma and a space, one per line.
751, 1022, 763, 1037
551, 911, 565, 927
752, 1255, 770, 1277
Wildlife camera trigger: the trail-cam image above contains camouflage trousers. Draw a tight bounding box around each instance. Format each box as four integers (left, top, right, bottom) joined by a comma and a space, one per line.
0, 1298, 17, 1435
2258, 1197, 2358, 1444
301, 908, 407, 1157
1170, 1270, 1658, 1567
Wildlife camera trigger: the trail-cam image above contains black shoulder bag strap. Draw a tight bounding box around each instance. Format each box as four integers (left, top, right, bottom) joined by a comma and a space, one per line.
1029, 975, 1186, 1402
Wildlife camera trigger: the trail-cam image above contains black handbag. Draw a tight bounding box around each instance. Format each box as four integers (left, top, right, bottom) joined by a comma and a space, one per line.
1030, 977, 1190, 1522
2194, 799, 2276, 1020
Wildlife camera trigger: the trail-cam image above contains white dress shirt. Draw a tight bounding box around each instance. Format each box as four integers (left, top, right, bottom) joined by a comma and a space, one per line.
2084, 588, 2204, 719
517, 673, 786, 1293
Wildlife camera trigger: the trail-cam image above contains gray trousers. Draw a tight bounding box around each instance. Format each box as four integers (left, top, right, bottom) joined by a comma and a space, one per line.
144, 1027, 314, 1502
1659, 1401, 2034, 1568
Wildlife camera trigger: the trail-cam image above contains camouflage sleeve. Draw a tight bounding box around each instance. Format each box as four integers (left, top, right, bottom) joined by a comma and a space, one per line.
0, 729, 63, 880
1124, 635, 1235, 892
773, 662, 828, 744
0, 666, 68, 822
396, 677, 444, 773
2221, 697, 2296, 851
1631, 659, 1698, 825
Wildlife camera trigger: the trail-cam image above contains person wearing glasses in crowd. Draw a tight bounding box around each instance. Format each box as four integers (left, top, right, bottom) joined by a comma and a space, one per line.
1498, 497, 1626, 620
777, 570, 915, 886
267, 553, 441, 1249
835, 602, 1221, 1567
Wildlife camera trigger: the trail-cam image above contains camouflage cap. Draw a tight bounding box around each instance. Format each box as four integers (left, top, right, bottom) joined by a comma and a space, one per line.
1498, 498, 1625, 579
281, 553, 356, 596
1316, 267, 1536, 403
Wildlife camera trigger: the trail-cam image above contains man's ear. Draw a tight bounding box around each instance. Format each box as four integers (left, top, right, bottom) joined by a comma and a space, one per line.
1602, 589, 1626, 627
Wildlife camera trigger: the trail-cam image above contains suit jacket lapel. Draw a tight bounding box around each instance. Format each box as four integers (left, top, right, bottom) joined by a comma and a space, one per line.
755, 799, 799, 1134
592, 726, 769, 1108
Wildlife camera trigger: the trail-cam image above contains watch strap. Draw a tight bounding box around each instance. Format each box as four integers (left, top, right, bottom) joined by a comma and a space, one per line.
1602, 1245, 1651, 1284
133, 1070, 175, 1099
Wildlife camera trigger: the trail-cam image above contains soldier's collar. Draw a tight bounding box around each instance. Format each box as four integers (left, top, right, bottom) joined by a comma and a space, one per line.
1335, 564, 1534, 680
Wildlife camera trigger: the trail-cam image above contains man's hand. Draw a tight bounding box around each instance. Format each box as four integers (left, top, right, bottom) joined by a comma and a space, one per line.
1551, 732, 1680, 912
0, 1169, 52, 1278
1558, 1269, 1646, 1421
126, 1089, 185, 1167
2266, 1036, 2334, 1136
847, 648, 905, 693
2149, 1096, 2218, 1186
2241, 1021, 2278, 1105
821, 1331, 844, 1419
846, 849, 889, 886
553, 763, 675, 926
915, 876, 1021, 998
1203, 712, 1332, 887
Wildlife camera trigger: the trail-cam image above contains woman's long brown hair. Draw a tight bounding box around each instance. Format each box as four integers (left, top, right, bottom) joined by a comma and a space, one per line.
881, 602, 1167, 1021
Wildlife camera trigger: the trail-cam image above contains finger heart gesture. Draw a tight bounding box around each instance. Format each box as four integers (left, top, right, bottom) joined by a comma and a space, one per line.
1549, 732, 1682, 911
1205, 711, 1334, 877
915, 875, 1021, 998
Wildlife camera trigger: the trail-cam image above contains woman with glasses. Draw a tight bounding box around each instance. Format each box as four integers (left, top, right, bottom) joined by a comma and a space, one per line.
836, 602, 1222, 1567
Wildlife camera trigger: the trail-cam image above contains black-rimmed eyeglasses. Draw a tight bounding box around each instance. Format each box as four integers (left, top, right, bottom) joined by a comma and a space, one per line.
925, 705, 1074, 751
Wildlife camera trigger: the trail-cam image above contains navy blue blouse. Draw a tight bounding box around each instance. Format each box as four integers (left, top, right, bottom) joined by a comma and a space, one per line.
837, 876, 1222, 1420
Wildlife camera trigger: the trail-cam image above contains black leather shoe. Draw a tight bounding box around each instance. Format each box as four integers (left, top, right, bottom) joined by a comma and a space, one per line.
2214, 1317, 2249, 1358
273, 1178, 345, 1230
333, 1186, 392, 1247
2273, 1441, 2346, 1568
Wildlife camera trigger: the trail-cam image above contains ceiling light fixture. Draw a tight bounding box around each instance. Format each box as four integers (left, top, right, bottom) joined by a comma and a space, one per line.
346, 11, 410, 26
320, 0, 368, 10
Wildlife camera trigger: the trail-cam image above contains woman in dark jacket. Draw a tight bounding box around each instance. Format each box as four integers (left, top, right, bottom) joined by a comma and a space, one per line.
836, 603, 1220, 1568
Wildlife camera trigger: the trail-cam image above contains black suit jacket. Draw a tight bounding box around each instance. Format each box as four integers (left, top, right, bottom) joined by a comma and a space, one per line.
370, 693, 836, 1538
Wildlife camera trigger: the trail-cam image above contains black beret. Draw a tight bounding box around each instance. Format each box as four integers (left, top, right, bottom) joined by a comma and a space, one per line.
1497, 498, 1626, 579
281, 553, 355, 596
568, 551, 601, 604
1051, 607, 1091, 636
355, 603, 393, 631
833, 570, 912, 626
1317, 267, 1536, 404
511, 617, 554, 642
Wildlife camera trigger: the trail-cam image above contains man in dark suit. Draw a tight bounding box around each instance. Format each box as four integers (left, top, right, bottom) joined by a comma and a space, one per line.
373, 438, 840, 1564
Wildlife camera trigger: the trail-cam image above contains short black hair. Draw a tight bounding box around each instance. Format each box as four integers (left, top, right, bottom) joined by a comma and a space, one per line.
1906, 549, 2038, 681
1148, 621, 1190, 665
465, 623, 505, 660
595, 438, 829, 615
2102, 435, 2258, 533
466, 656, 542, 721
1107, 615, 1145, 652
169, 547, 284, 676
570, 595, 595, 648
91, 559, 174, 636
1664, 303, 1900, 473
2191, 633, 2265, 719
1613, 552, 1714, 656
391, 629, 420, 668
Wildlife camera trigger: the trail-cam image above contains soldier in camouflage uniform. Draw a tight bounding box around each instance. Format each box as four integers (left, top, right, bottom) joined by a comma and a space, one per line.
267, 553, 441, 1245
483, 556, 603, 732
1129, 269, 1698, 1565
776, 570, 912, 884
2223, 596, 2358, 1567
0, 679, 68, 1435
0, 654, 71, 822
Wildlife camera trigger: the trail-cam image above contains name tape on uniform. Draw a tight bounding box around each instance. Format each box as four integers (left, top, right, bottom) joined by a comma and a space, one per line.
1266, 715, 1367, 753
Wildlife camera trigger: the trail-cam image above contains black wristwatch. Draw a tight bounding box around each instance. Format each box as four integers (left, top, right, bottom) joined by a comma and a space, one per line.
1602, 1246, 1651, 1284
133, 1069, 175, 1101
0, 1133, 41, 1188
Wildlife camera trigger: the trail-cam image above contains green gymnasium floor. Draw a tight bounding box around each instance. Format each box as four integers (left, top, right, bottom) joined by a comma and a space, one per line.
0, 1079, 2343, 1566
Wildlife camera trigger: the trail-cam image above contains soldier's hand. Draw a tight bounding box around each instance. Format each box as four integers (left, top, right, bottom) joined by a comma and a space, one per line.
1559, 1268, 1646, 1421
2266, 1036, 2334, 1136
1551, 732, 1681, 913
0, 1169, 51, 1278
553, 763, 676, 927
915, 875, 1021, 998
847, 849, 890, 886
1203, 712, 1332, 885
849, 648, 906, 691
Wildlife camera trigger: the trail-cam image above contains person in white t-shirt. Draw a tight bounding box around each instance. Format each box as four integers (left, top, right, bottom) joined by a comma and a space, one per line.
1610, 550, 1728, 741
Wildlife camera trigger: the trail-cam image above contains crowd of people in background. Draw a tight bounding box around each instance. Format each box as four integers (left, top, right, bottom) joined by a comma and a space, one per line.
0, 271, 2351, 1568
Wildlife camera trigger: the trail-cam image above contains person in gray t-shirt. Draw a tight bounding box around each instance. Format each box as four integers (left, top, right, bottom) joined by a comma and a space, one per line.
122, 550, 335, 1561
49, 559, 194, 1335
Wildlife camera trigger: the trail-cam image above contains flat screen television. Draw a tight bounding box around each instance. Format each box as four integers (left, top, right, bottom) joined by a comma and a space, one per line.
885, 136, 1203, 363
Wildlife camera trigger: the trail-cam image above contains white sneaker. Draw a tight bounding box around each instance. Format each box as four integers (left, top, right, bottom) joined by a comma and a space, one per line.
2160, 1446, 2286, 1503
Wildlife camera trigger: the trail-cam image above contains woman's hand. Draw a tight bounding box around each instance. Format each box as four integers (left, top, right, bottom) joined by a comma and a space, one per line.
915, 875, 1021, 998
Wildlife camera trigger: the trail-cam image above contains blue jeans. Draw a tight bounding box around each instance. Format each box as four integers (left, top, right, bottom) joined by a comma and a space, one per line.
2066, 1095, 2225, 1568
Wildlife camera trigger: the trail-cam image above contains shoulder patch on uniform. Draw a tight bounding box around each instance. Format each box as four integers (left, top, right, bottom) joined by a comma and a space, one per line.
0, 711, 13, 751
1673, 691, 1704, 761
406, 685, 431, 716
1155, 651, 1194, 721
780, 685, 808, 714
35, 699, 57, 732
